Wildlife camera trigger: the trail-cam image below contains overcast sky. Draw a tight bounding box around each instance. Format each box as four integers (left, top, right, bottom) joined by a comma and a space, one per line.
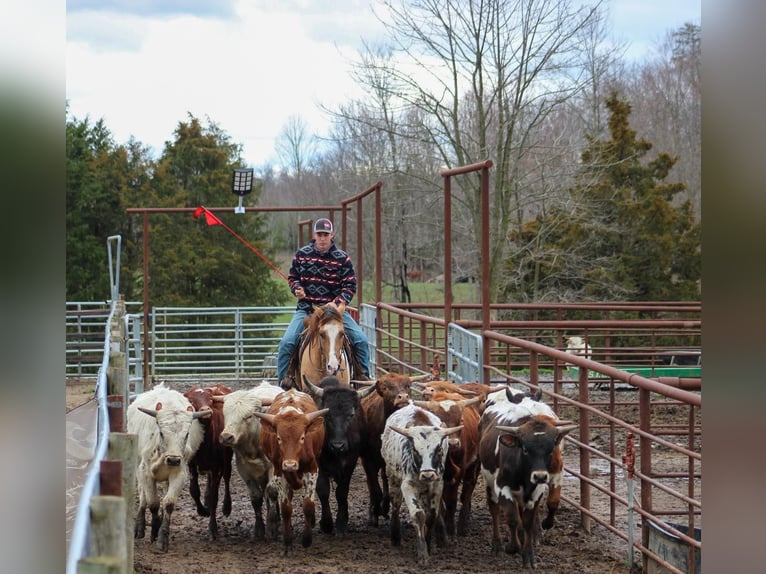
65, 0, 701, 169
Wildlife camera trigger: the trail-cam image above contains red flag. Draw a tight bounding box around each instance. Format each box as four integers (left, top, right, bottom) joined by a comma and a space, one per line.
193, 206, 223, 226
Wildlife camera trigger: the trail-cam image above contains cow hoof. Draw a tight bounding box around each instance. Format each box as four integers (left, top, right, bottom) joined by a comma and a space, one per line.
223, 498, 232, 517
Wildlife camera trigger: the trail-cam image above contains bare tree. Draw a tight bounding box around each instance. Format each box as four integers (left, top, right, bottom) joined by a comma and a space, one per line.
275, 114, 317, 182
338, 0, 608, 302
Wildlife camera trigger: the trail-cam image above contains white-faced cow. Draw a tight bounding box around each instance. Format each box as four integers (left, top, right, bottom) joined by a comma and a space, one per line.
359, 373, 416, 526
183, 383, 233, 540
254, 389, 328, 554
216, 381, 283, 541
479, 395, 577, 568
382, 402, 463, 565
302, 375, 377, 535
127, 383, 209, 552
413, 392, 482, 538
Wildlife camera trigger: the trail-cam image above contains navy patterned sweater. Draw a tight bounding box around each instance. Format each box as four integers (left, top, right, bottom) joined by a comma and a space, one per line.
287, 239, 357, 313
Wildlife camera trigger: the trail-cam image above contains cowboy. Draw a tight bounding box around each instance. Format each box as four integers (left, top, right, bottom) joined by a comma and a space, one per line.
277, 218, 371, 387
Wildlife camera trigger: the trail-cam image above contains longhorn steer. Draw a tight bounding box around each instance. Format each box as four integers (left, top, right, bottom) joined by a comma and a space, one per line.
359, 373, 415, 526
216, 381, 283, 541
127, 383, 209, 552
479, 396, 577, 568
382, 402, 463, 565
303, 375, 377, 535
254, 389, 328, 554
183, 383, 234, 540
413, 393, 482, 537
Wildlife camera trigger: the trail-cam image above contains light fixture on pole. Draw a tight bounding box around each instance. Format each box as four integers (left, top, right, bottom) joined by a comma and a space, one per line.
231, 168, 254, 214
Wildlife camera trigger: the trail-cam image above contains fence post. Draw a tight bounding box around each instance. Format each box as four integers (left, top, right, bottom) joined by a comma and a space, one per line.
108, 432, 137, 574
81, 495, 127, 574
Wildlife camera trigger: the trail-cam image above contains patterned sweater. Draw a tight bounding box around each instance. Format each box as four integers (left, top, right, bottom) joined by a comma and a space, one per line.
287, 240, 357, 313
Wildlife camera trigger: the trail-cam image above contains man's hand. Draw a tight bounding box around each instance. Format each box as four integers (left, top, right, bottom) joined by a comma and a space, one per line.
294, 286, 305, 299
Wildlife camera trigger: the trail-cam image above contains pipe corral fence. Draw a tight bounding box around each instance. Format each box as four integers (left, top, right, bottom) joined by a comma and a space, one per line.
67, 164, 701, 573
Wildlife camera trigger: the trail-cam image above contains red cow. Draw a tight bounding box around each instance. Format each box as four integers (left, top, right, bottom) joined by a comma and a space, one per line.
183, 383, 234, 540
254, 389, 328, 554
359, 373, 416, 526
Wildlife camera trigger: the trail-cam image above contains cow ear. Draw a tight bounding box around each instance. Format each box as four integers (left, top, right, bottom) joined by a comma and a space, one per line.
155, 401, 163, 411
498, 434, 518, 448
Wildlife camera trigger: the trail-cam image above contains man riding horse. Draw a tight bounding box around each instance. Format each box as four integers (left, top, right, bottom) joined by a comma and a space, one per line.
277, 218, 371, 389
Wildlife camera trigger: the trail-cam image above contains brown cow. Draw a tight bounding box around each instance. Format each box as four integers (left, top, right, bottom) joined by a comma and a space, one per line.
413, 393, 482, 537
183, 384, 233, 540
254, 389, 328, 554
359, 373, 415, 526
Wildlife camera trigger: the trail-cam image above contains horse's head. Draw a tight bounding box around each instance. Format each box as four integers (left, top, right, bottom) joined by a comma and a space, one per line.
303, 304, 347, 381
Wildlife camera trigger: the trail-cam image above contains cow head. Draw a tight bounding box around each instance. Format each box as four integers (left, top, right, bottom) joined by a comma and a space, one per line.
496, 417, 577, 487
389, 424, 463, 481
137, 402, 210, 466
217, 390, 264, 448
255, 408, 329, 472
373, 373, 413, 411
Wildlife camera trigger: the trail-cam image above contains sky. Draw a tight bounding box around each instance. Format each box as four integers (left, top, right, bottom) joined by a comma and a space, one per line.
65, 0, 701, 169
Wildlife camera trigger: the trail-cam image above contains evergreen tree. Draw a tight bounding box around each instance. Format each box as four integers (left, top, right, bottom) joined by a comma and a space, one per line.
503, 92, 700, 302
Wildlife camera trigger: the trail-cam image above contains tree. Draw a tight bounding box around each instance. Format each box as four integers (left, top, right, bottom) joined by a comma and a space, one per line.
137, 114, 289, 308
504, 92, 701, 302
336, 0, 609, 303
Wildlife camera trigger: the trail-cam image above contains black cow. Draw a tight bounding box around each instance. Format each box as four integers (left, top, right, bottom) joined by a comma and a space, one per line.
302, 375, 376, 535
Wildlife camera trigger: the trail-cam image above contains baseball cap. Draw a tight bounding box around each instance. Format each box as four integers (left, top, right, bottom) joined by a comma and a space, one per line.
313, 218, 334, 233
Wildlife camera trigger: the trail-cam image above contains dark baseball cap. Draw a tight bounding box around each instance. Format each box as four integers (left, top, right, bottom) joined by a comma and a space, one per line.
313, 218, 334, 233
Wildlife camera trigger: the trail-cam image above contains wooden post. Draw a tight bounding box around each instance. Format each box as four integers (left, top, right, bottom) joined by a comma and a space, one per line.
108, 432, 137, 573
77, 556, 125, 574
85, 495, 127, 573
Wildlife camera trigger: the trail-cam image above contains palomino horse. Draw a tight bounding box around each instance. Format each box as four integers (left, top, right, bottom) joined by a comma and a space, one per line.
298, 302, 350, 389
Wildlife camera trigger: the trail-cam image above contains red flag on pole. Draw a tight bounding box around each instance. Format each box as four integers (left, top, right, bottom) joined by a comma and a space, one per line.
193, 206, 224, 226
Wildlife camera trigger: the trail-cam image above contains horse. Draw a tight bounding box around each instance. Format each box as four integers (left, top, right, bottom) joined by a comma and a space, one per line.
296, 302, 351, 389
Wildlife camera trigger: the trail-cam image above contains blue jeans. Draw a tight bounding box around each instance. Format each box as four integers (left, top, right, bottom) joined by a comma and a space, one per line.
277, 309, 371, 381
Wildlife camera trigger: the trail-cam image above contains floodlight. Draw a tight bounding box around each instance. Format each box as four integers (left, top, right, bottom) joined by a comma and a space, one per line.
232, 168, 254, 213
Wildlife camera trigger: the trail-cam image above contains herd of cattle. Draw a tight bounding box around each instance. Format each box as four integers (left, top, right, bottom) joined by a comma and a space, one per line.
126, 372, 578, 568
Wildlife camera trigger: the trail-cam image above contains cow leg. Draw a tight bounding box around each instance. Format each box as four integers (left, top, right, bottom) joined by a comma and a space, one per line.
188, 463, 208, 516
542, 483, 561, 531
280, 494, 294, 555
361, 456, 383, 527
265, 479, 280, 541
156, 500, 174, 552
334, 471, 353, 536
388, 475, 403, 547
134, 486, 147, 539
316, 469, 334, 534
503, 498, 523, 557
206, 469, 221, 540
520, 505, 540, 569
484, 481, 503, 555
457, 462, 481, 536
380, 463, 391, 517
401, 480, 429, 565
300, 471, 319, 548
430, 483, 448, 549
441, 481, 459, 538
222, 453, 233, 517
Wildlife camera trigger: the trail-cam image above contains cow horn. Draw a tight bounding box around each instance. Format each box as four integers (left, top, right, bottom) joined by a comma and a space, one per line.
458, 396, 482, 409
137, 406, 158, 418
412, 399, 435, 410
302, 375, 324, 398
357, 383, 378, 399
253, 411, 277, 426
211, 395, 225, 404
555, 419, 576, 426
439, 425, 464, 438
408, 373, 432, 383
495, 424, 521, 436
193, 406, 213, 420
389, 425, 413, 439
306, 408, 330, 423
556, 424, 579, 435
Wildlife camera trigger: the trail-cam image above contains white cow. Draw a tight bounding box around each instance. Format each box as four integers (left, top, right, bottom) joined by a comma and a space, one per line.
565, 335, 592, 359
382, 402, 463, 565
216, 381, 284, 541
127, 382, 209, 552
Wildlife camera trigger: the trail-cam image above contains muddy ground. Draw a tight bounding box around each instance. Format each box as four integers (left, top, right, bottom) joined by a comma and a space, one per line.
67, 380, 694, 573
